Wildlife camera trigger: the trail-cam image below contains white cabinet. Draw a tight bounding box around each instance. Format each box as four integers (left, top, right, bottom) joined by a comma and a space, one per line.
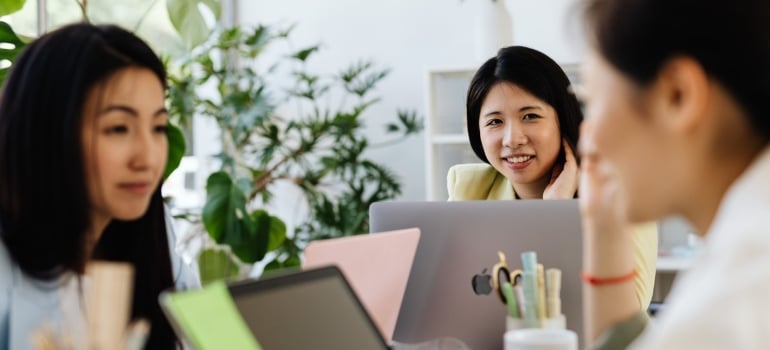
424, 64, 581, 201
424, 67, 479, 201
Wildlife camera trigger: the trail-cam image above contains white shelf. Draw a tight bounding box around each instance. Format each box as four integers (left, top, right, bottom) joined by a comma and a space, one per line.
424, 67, 477, 200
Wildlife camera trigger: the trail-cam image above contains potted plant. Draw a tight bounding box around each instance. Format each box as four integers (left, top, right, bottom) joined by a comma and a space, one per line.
167, 23, 422, 283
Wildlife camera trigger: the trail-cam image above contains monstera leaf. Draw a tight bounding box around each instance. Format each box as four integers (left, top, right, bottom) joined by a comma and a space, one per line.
0, 21, 26, 84
166, 0, 221, 49
164, 122, 186, 179
0, 0, 25, 17
202, 172, 286, 264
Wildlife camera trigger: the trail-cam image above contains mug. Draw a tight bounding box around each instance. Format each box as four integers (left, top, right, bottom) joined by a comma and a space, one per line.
503, 328, 578, 350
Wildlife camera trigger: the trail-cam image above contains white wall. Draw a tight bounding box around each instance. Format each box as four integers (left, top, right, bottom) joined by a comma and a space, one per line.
235, 0, 585, 201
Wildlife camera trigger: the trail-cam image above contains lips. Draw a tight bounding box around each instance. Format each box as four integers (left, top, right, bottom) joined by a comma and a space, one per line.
118, 182, 153, 195
502, 154, 535, 170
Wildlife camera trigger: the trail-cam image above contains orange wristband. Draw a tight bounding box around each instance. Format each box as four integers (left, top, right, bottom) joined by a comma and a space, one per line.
581, 269, 637, 286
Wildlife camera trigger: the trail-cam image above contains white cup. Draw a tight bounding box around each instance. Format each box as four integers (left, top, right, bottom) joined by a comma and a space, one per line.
504, 328, 578, 350
506, 315, 566, 331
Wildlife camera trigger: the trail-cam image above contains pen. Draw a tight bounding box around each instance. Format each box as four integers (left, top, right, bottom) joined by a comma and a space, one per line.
520, 252, 539, 327
537, 264, 546, 325
513, 285, 526, 320
546, 268, 562, 318
521, 271, 539, 327
501, 281, 520, 318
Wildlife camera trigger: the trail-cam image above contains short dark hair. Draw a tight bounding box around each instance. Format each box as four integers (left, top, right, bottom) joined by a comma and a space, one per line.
584, 0, 770, 140
0, 23, 176, 348
466, 46, 583, 164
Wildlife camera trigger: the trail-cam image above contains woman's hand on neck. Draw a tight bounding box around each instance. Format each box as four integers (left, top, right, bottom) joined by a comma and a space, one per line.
543, 139, 580, 199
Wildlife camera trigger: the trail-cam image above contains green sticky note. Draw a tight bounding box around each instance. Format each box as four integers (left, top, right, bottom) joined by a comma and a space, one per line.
163, 281, 261, 350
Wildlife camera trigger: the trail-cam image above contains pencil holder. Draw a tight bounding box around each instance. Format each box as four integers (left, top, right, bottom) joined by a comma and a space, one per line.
506, 314, 566, 331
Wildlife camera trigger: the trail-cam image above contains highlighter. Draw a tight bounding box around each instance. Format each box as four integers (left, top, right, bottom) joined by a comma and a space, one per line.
546, 268, 562, 318
501, 281, 520, 318
536, 264, 547, 325
521, 271, 539, 328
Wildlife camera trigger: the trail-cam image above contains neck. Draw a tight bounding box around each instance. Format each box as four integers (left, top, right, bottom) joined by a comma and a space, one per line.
85, 213, 112, 263
510, 173, 551, 199
682, 141, 766, 236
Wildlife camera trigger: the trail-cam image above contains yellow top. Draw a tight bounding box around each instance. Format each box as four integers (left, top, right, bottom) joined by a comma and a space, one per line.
447, 163, 657, 309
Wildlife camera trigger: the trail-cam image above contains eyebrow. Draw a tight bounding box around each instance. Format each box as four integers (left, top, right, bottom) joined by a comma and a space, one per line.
481, 105, 544, 118
100, 105, 168, 117
519, 105, 544, 112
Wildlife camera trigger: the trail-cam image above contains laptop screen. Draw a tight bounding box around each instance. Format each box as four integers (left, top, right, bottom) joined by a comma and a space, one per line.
229, 266, 389, 350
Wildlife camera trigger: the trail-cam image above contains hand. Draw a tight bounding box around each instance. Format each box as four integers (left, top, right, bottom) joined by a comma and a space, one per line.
578, 152, 629, 234
543, 139, 579, 199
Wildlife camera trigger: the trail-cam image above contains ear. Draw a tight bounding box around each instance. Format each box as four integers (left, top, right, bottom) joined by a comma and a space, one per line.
648, 56, 710, 134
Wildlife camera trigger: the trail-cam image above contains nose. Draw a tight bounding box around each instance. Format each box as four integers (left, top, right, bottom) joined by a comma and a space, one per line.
502, 122, 527, 148
130, 128, 167, 172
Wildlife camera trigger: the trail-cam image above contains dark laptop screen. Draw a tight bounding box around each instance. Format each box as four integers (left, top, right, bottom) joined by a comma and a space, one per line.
229, 266, 389, 350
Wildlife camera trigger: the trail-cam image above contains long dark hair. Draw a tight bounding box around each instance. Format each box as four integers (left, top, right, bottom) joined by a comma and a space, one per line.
466, 46, 583, 164
583, 0, 770, 140
0, 23, 176, 349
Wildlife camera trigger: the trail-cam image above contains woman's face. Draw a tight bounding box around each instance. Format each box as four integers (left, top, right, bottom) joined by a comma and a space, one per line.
81, 67, 168, 227
580, 53, 672, 222
479, 82, 562, 189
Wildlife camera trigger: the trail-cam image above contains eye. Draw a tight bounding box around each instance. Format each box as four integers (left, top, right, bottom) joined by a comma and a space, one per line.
522, 113, 541, 121
485, 119, 502, 127
154, 124, 169, 134
105, 125, 128, 134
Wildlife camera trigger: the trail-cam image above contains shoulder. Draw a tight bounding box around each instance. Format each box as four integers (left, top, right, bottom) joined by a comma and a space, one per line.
164, 206, 201, 290
447, 163, 501, 200
0, 239, 13, 348
0, 240, 13, 290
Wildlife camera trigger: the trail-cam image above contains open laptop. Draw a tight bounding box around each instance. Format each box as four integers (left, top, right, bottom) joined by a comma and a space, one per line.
303, 228, 420, 342
369, 200, 583, 350
161, 266, 389, 350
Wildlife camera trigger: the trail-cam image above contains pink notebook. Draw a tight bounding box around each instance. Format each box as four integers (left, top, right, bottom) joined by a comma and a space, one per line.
303, 228, 420, 342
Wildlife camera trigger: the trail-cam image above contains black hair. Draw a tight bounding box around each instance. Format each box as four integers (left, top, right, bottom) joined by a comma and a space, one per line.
466, 45, 583, 164
0, 23, 176, 349
583, 0, 770, 140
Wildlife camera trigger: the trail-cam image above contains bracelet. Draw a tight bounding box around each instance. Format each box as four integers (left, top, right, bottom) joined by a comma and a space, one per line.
581, 269, 637, 286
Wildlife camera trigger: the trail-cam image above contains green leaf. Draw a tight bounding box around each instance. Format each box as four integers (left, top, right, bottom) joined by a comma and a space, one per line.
197, 248, 241, 285
0, 0, 25, 17
291, 45, 320, 62
166, 0, 221, 49
0, 21, 26, 84
229, 210, 269, 263
164, 123, 186, 179
202, 171, 250, 243
267, 215, 286, 251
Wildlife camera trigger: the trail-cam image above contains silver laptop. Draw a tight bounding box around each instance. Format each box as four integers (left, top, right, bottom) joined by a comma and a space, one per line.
369, 200, 583, 350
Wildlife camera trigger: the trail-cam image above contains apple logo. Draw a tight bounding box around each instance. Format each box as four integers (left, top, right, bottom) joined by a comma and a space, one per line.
471, 268, 492, 295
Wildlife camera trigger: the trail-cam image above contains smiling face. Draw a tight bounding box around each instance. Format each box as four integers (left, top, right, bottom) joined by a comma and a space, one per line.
81, 67, 168, 231
479, 82, 562, 196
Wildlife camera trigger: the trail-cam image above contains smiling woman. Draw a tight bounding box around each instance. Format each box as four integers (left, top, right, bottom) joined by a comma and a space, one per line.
0, 23, 199, 350
447, 45, 658, 312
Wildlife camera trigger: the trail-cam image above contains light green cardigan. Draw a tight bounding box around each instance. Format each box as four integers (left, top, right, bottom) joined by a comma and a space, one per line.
447, 163, 658, 309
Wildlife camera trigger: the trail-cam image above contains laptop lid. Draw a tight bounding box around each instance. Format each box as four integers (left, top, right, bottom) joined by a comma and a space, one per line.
163, 266, 390, 350
303, 228, 420, 342
369, 200, 583, 350
227, 265, 389, 350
